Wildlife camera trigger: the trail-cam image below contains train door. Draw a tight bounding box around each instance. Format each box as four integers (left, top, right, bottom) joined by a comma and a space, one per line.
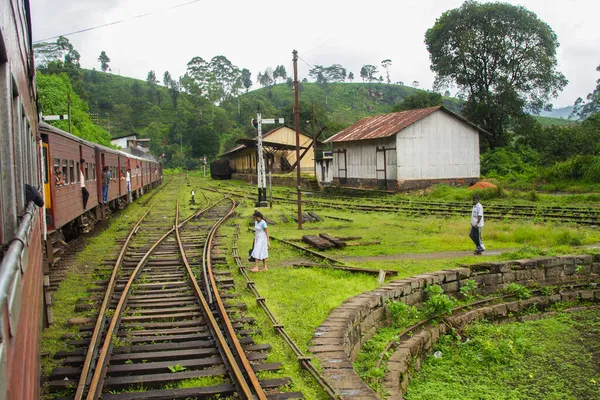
42, 142, 51, 210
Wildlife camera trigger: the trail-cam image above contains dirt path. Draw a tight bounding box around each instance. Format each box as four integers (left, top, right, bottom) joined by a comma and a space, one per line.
341, 243, 600, 263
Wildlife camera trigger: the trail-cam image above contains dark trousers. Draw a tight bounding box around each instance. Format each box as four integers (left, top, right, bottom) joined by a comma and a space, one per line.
469, 226, 484, 251
82, 187, 89, 210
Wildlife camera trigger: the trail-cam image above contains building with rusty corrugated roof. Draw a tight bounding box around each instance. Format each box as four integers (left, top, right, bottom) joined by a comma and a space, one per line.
221, 126, 315, 175
323, 106, 488, 191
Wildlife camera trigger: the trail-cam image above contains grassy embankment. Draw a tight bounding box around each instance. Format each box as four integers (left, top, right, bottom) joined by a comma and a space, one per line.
406, 309, 600, 400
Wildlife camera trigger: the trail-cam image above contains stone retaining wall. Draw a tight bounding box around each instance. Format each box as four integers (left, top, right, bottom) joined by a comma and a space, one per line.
309, 255, 600, 399
384, 291, 600, 399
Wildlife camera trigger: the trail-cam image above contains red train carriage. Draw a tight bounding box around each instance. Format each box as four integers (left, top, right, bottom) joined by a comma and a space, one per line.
40, 123, 99, 232
0, 1, 44, 399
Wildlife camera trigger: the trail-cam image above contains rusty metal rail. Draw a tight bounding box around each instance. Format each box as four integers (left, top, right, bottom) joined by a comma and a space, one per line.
82, 199, 226, 399
74, 205, 155, 399
233, 225, 341, 399
176, 199, 268, 400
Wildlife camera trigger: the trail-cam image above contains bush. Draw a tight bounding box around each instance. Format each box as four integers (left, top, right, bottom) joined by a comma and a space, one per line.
481, 147, 539, 180
553, 230, 582, 246
541, 155, 594, 181
424, 285, 455, 317
386, 301, 419, 328
459, 279, 479, 299
503, 283, 531, 299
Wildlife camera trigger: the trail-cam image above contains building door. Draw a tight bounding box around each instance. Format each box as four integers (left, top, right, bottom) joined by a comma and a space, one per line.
376, 147, 387, 190
336, 150, 347, 184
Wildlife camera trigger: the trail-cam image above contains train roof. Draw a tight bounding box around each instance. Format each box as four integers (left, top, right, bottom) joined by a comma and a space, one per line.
39, 122, 157, 164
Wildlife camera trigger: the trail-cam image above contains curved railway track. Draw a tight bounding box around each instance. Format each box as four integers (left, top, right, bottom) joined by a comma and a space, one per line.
210, 186, 600, 225
46, 190, 301, 399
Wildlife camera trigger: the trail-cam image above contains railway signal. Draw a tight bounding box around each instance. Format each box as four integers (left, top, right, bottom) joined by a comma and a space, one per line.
253, 112, 284, 208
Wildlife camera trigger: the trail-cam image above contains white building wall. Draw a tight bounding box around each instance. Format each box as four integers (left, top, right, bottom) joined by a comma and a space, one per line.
110, 136, 136, 149
395, 110, 480, 180
332, 136, 396, 180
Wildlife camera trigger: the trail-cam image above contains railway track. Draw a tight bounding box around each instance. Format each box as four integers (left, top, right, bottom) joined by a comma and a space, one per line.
210, 186, 600, 225
45, 189, 302, 399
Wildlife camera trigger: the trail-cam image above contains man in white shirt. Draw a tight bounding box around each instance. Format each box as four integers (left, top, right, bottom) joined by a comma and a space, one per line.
126, 168, 132, 203
470, 194, 485, 254
80, 158, 89, 210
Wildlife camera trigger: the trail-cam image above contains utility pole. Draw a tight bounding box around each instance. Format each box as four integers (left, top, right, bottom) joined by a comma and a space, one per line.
67, 92, 72, 133
293, 50, 302, 229
312, 100, 316, 180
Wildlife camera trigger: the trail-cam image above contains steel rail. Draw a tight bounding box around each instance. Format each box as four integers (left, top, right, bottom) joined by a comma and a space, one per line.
203, 199, 269, 400
211, 186, 600, 223
174, 200, 258, 399
232, 225, 340, 399
84, 198, 224, 399
74, 204, 155, 400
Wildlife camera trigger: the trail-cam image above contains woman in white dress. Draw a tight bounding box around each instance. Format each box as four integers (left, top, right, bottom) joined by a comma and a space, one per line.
250, 211, 270, 272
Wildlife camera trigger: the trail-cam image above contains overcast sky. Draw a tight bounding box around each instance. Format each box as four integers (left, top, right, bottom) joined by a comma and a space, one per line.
31, 0, 599, 108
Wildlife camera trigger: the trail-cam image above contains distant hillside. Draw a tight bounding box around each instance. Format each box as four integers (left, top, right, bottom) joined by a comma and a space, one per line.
539, 106, 575, 119
533, 115, 579, 127
233, 82, 463, 128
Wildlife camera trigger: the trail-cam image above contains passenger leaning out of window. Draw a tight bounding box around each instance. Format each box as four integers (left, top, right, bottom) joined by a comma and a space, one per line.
101, 166, 112, 204
80, 158, 89, 210
55, 167, 65, 186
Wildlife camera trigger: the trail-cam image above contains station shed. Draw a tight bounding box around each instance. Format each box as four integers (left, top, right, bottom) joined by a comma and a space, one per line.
221, 126, 315, 175
323, 106, 487, 191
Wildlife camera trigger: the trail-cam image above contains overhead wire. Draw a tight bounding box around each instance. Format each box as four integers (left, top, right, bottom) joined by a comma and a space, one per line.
34, 0, 204, 43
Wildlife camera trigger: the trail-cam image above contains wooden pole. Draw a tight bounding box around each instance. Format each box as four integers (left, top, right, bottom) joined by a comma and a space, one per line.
293, 50, 302, 229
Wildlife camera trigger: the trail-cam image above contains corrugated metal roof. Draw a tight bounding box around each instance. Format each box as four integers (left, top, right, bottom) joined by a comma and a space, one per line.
324, 106, 489, 143
324, 107, 440, 143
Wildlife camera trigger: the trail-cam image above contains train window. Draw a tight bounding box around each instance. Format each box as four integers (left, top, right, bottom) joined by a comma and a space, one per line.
76, 162, 80, 183
62, 159, 69, 184
92, 163, 96, 180
54, 158, 63, 186
84, 162, 89, 181
43, 146, 49, 184
69, 160, 75, 184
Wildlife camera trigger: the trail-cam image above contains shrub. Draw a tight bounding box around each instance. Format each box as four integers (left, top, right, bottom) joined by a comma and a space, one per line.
459, 279, 479, 299
503, 283, 531, 299
424, 285, 455, 317
386, 301, 419, 328
554, 230, 582, 246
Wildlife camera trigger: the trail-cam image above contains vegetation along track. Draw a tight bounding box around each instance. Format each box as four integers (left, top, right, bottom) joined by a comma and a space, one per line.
210, 186, 600, 225
45, 191, 302, 399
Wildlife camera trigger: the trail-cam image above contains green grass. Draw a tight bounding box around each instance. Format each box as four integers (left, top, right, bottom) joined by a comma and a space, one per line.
405, 310, 600, 400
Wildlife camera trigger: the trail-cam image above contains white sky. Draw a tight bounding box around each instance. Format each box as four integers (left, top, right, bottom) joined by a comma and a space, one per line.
31, 0, 600, 107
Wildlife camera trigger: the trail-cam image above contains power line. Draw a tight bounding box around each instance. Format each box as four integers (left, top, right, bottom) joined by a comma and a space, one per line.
33, 0, 204, 43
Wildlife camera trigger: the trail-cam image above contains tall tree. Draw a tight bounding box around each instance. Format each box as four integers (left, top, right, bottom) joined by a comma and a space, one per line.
273, 65, 287, 83
98, 51, 111, 72
360, 65, 378, 82
572, 64, 600, 119
258, 68, 274, 88
163, 71, 172, 87
348, 72, 354, 82
34, 36, 80, 68
381, 59, 392, 84
425, 1, 567, 148
241, 68, 252, 92
411, 80, 420, 88
146, 70, 158, 85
